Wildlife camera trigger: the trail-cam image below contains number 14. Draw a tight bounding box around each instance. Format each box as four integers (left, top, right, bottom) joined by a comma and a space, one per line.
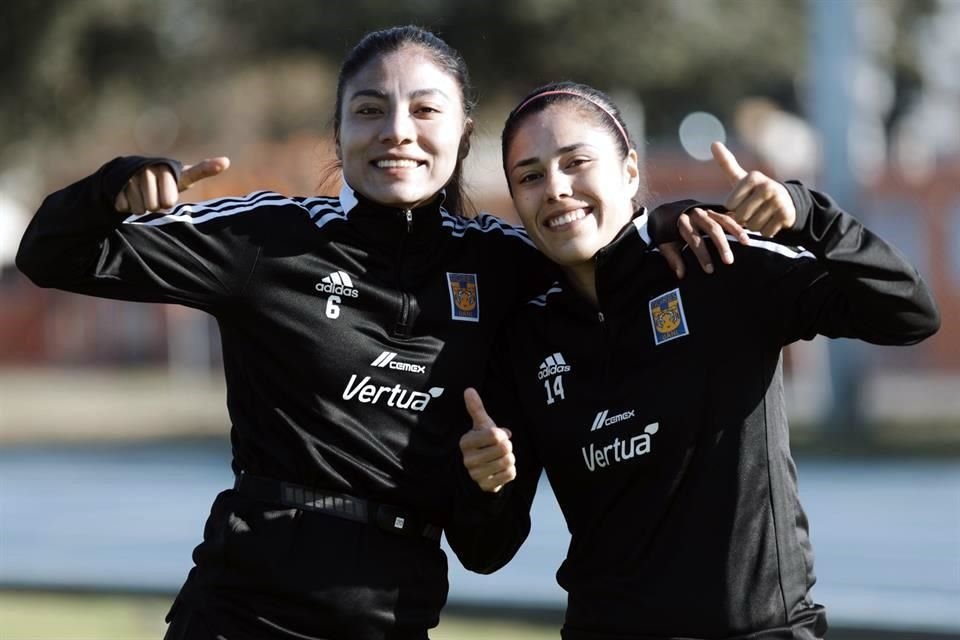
544, 376, 565, 405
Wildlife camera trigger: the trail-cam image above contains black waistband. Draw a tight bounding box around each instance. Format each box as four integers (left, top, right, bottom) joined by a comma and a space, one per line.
233, 472, 442, 542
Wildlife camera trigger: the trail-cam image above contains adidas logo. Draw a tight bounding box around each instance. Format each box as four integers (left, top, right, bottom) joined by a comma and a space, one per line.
315, 271, 359, 297
371, 351, 426, 374
591, 409, 637, 432
537, 352, 571, 380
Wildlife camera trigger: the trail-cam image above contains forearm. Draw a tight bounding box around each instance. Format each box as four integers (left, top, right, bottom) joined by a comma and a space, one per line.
778, 181, 940, 344
16, 157, 180, 287
444, 458, 539, 574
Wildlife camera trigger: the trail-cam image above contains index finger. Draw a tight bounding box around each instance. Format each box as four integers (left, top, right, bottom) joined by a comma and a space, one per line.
711, 141, 747, 187
704, 208, 750, 247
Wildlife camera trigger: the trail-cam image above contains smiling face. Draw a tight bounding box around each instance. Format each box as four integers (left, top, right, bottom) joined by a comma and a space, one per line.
505, 104, 639, 269
338, 46, 468, 209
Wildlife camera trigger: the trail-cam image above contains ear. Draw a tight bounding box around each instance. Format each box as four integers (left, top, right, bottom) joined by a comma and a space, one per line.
624, 148, 640, 198
458, 118, 475, 160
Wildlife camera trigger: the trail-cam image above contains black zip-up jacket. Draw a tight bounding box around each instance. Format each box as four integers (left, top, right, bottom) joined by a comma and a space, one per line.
15, 156, 550, 571
489, 182, 939, 639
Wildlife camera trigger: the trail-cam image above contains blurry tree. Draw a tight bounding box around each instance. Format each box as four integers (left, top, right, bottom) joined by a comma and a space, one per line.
885, 0, 939, 126
0, 0, 939, 173
209, 0, 809, 133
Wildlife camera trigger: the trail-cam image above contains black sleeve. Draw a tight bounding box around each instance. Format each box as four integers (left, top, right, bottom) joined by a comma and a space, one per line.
16, 157, 260, 313
764, 181, 940, 345
443, 336, 543, 575
647, 199, 727, 245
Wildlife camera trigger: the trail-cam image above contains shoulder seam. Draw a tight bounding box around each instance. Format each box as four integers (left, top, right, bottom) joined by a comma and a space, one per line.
735, 232, 815, 260
121, 191, 317, 227
440, 210, 536, 248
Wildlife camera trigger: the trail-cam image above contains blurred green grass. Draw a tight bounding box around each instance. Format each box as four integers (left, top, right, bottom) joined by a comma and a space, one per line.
0, 591, 559, 640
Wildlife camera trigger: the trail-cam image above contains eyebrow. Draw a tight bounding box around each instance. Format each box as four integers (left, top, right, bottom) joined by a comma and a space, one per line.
348, 88, 451, 101
511, 143, 588, 172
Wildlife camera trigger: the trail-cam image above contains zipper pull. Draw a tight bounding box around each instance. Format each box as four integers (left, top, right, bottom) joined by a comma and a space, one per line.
598, 311, 605, 323
404, 209, 413, 232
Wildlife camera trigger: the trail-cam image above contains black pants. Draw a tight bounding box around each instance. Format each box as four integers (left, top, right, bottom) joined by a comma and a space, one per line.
163, 489, 448, 640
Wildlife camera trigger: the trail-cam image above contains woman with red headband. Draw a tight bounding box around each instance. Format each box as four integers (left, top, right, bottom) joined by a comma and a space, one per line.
460, 81, 939, 639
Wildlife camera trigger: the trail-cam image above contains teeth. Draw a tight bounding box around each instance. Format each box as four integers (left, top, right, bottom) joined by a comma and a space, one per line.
548, 209, 587, 228
376, 159, 419, 168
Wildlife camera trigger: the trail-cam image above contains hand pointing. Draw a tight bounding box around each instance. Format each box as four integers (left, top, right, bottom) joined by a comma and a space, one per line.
459, 388, 516, 493
115, 156, 231, 214
712, 141, 748, 184
711, 141, 795, 238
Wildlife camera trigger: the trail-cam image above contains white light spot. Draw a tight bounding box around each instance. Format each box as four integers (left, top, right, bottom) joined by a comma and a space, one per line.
679, 112, 726, 161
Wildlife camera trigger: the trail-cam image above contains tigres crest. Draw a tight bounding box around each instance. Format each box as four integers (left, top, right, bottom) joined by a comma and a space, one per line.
446, 272, 479, 322
649, 288, 689, 345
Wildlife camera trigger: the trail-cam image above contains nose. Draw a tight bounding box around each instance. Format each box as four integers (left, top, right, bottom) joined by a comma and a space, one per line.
380, 107, 415, 145
544, 168, 573, 201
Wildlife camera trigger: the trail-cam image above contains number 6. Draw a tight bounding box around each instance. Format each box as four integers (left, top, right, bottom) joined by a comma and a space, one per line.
325, 295, 341, 319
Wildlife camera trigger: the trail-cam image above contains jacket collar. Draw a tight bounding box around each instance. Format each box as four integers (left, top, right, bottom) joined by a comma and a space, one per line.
339, 182, 447, 248
340, 182, 447, 215
547, 208, 656, 318
596, 207, 652, 260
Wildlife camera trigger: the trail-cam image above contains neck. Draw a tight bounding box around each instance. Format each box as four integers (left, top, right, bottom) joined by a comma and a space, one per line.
341, 181, 445, 215
564, 262, 598, 306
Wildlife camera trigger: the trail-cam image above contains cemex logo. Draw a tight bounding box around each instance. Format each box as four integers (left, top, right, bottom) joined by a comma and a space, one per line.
590, 409, 637, 432
370, 351, 426, 375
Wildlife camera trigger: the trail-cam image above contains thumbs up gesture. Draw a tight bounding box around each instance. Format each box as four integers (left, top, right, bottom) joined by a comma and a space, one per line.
711, 142, 795, 237
459, 388, 516, 493
115, 156, 231, 214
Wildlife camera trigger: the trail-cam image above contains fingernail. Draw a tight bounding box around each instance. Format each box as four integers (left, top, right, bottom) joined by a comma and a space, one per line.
723, 251, 733, 263
675, 269, 683, 279
705, 263, 714, 274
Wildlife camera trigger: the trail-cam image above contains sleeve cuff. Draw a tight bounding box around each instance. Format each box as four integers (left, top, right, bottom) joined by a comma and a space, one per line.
98, 156, 184, 214
647, 199, 727, 245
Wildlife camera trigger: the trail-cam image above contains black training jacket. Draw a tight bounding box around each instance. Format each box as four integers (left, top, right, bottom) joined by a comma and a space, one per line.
487, 182, 940, 639
15, 156, 554, 572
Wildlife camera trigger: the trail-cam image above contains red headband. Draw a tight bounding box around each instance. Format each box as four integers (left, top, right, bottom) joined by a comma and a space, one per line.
514, 90, 630, 149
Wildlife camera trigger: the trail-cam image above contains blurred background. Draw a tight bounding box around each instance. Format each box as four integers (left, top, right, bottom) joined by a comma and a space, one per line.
0, 0, 958, 638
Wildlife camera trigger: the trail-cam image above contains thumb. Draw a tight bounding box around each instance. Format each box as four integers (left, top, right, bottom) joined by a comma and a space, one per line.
464, 387, 496, 431
179, 156, 231, 191
710, 142, 746, 187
